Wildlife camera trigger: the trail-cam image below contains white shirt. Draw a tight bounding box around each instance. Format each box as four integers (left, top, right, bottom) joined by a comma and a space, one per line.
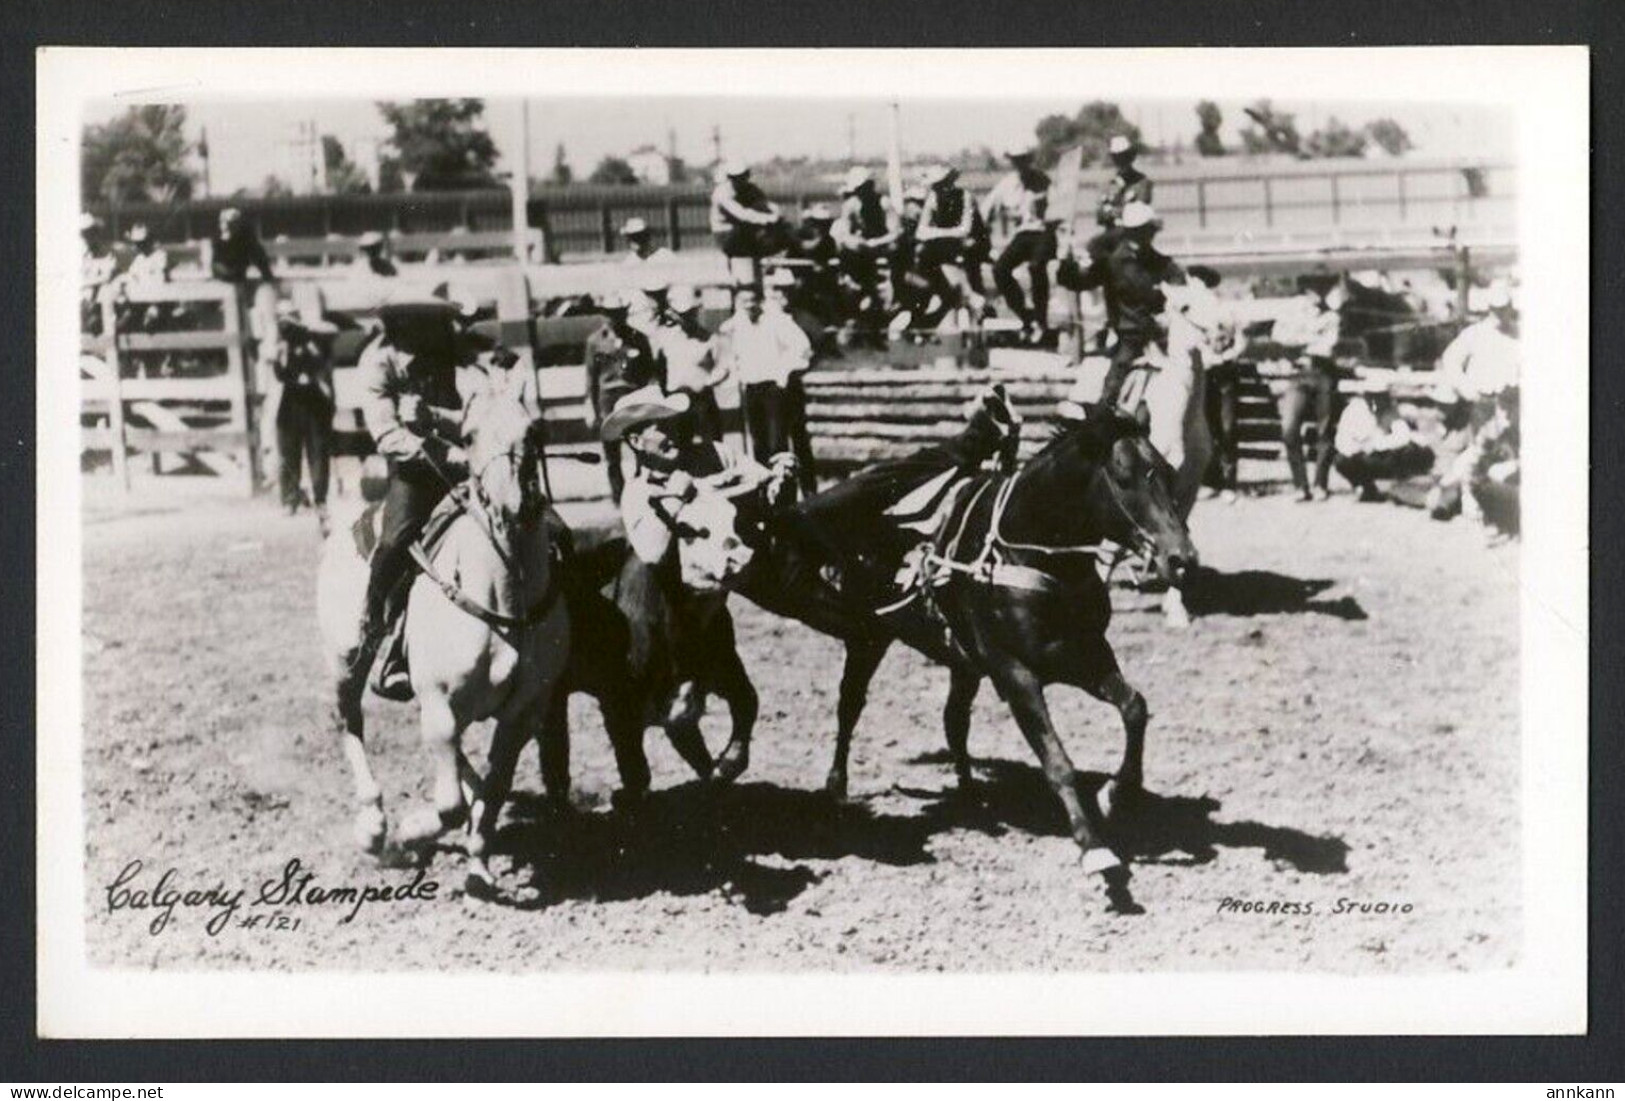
1335, 397, 1416, 455
123, 248, 171, 286
716, 307, 812, 387
1271, 299, 1341, 358
981, 171, 1051, 235
1437, 317, 1519, 400
652, 322, 722, 394
620, 442, 759, 566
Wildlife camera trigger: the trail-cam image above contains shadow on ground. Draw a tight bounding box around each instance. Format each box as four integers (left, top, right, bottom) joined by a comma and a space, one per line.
1179, 568, 1368, 621
472, 751, 1349, 914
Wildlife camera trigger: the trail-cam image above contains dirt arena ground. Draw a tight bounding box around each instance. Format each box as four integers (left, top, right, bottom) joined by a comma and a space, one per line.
81, 480, 1521, 973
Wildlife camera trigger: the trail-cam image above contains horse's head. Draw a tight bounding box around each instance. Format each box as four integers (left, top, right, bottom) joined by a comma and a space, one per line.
461, 367, 545, 533
1058, 407, 1199, 585
663, 480, 756, 593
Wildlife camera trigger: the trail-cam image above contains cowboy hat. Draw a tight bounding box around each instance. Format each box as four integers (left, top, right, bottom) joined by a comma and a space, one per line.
902, 185, 927, 205
1003, 145, 1035, 162
722, 159, 751, 179
274, 296, 339, 334
596, 289, 632, 312
765, 265, 797, 289
1108, 135, 1137, 158
599, 385, 691, 443
1119, 202, 1160, 230
126, 223, 151, 244
1484, 282, 1514, 310
620, 216, 650, 237
378, 285, 462, 319
802, 203, 836, 223
356, 230, 386, 249
840, 166, 873, 195
79, 212, 101, 234
925, 164, 958, 187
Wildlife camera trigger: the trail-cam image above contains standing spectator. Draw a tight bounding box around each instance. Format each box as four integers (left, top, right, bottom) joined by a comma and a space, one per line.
210, 208, 276, 286
652, 286, 727, 444
982, 147, 1055, 345
620, 217, 674, 265
350, 231, 398, 278
716, 286, 816, 492
584, 291, 665, 503
269, 300, 338, 532
1271, 278, 1348, 502
709, 160, 797, 266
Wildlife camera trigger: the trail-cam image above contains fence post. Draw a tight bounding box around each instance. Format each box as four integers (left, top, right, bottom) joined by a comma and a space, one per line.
1330, 174, 1341, 225
599, 204, 615, 253
1455, 246, 1472, 320
667, 197, 682, 251
1262, 178, 1274, 228
1397, 172, 1408, 222
1196, 180, 1207, 229
100, 295, 130, 492
222, 283, 260, 497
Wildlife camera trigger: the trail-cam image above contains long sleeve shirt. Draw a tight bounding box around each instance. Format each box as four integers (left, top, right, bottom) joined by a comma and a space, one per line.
709, 180, 779, 234
918, 186, 974, 242
621, 442, 766, 565
981, 170, 1051, 236
210, 232, 275, 284
1095, 170, 1153, 227
1072, 239, 1183, 340
353, 336, 469, 466
833, 194, 899, 251
1437, 318, 1520, 400
1271, 300, 1343, 359
715, 308, 812, 387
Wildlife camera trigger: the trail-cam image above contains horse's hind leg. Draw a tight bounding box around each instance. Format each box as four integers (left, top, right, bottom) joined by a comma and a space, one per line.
603, 699, 652, 809
990, 661, 1122, 881
827, 639, 889, 802
943, 667, 981, 794
331, 675, 385, 854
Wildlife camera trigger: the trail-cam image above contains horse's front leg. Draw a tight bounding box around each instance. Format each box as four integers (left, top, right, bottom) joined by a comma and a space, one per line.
708, 636, 759, 785
331, 674, 386, 854
1081, 666, 1149, 821
467, 708, 531, 888
989, 661, 1124, 884
398, 690, 471, 846
827, 639, 889, 802
1161, 585, 1191, 629
943, 666, 982, 794
662, 684, 716, 782
538, 689, 572, 813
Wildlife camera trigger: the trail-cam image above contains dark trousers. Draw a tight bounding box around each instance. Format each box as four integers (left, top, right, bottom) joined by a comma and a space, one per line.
783, 374, 819, 496
1100, 331, 1153, 408
743, 381, 789, 461
1203, 362, 1241, 491
682, 387, 724, 445
365, 469, 450, 626
1279, 362, 1340, 493
992, 231, 1054, 328
715, 222, 798, 261
914, 239, 972, 327
275, 389, 332, 509
1335, 444, 1435, 492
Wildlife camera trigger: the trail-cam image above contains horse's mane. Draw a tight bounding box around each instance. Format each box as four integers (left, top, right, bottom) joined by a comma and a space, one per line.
1029, 407, 1141, 470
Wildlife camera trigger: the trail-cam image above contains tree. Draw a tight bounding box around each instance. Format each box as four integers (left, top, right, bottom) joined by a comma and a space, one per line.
260, 175, 295, 198
375, 99, 501, 191
1305, 116, 1369, 158
1031, 101, 1142, 170
321, 135, 372, 195
549, 143, 573, 186
1194, 100, 1226, 157
1240, 99, 1302, 157
81, 105, 198, 204
1365, 117, 1414, 157
588, 155, 638, 186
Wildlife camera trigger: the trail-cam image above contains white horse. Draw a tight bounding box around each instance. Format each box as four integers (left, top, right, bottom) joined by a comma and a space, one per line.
315, 367, 570, 881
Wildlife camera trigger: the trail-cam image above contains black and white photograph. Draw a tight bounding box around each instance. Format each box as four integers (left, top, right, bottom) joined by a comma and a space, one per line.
35, 46, 1588, 1038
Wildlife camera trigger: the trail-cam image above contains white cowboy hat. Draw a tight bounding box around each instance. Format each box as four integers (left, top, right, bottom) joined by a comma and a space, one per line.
599, 385, 691, 443
125, 223, 150, 243
902, 185, 927, 205
1108, 135, 1137, 157
1003, 145, 1035, 162
1120, 202, 1160, 230
840, 166, 873, 195
667, 285, 699, 312
802, 203, 836, 223
356, 231, 385, 249
1484, 282, 1514, 310
765, 265, 796, 289
274, 297, 339, 334
620, 216, 650, 237
596, 288, 632, 312
722, 159, 751, 179
79, 212, 101, 234
925, 163, 958, 187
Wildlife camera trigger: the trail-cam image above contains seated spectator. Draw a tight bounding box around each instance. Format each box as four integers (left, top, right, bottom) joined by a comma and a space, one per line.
709, 160, 798, 264
621, 217, 674, 265
350, 231, 398, 278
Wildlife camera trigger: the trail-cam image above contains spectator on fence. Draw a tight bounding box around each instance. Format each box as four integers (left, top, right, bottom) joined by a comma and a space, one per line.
832, 167, 901, 335
621, 217, 674, 265
709, 160, 798, 266
982, 147, 1056, 346
122, 224, 172, 287
1332, 383, 1435, 503
1271, 277, 1348, 502
716, 285, 817, 492
80, 214, 117, 335
585, 290, 666, 503
350, 231, 398, 279
269, 299, 338, 532
652, 285, 727, 444
790, 204, 846, 331
914, 165, 982, 330
210, 208, 276, 286
1089, 135, 1154, 256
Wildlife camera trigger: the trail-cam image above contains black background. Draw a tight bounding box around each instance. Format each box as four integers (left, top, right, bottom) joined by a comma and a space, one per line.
1, 0, 1619, 1082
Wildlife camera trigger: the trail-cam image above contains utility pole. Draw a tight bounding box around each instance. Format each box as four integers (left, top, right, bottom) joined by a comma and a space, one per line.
847, 112, 857, 164
511, 98, 532, 262
710, 124, 723, 168
198, 126, 212, 198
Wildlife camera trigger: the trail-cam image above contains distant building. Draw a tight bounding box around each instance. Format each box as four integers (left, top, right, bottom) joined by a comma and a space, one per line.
627, 145, 674, 186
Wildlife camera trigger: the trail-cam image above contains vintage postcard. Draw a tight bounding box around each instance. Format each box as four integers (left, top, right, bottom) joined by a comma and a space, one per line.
36, 46, 1588, 1037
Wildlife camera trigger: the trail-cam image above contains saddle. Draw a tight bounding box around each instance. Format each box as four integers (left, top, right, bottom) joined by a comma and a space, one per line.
351, 490, 470, 702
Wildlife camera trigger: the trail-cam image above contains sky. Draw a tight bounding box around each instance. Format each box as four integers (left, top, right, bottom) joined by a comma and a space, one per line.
83, 94, 1514, 197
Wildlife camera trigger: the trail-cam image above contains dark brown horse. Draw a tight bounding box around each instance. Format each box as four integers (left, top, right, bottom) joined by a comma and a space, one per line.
730, 406, 1198, 899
